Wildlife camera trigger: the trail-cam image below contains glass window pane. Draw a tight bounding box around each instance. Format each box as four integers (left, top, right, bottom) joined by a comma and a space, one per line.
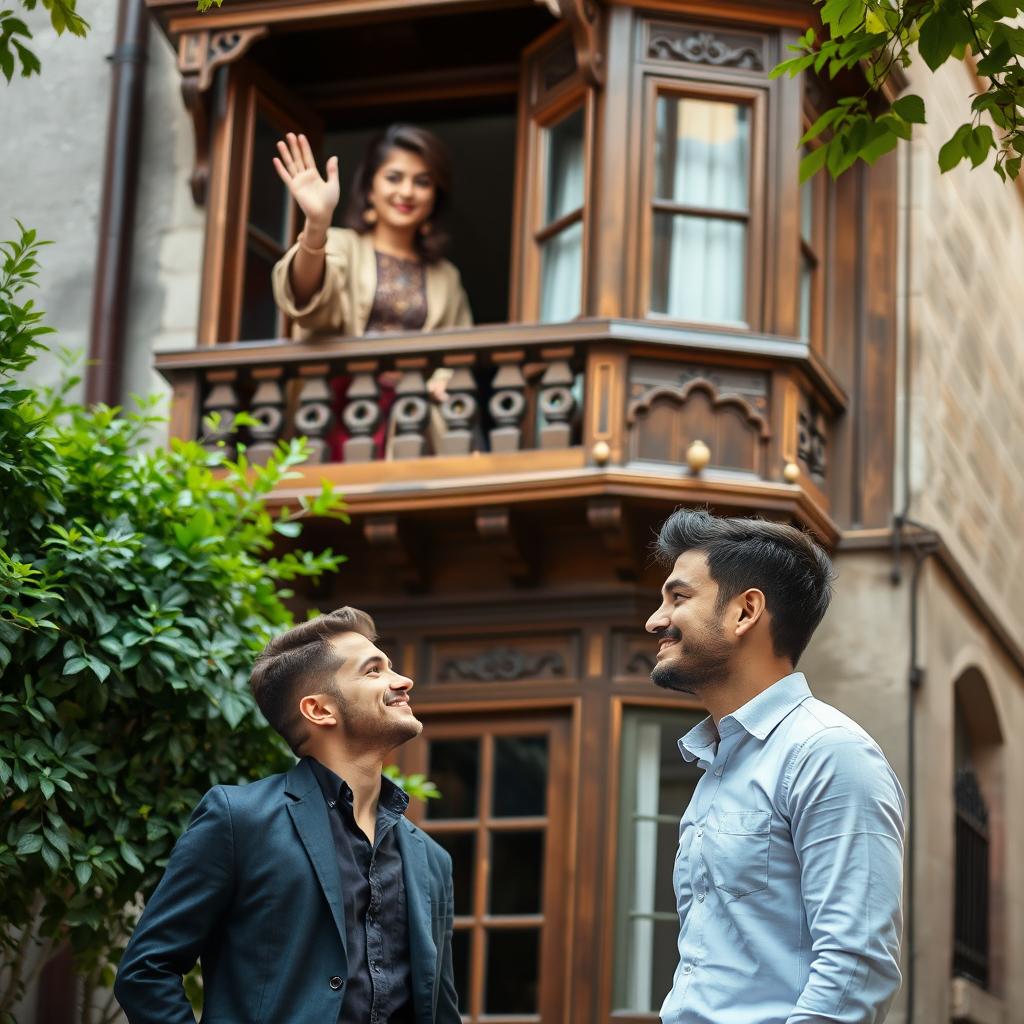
249, 111, 292, 243
539, 220, 583, 323
651, 213, 746, 324
800, 258, 814, 340
655, 97, 749, 212
490, 830, 544, 914
485, 929, 540, 1014
239, 245, 279, 341
452, 928, 470, 1013
800, 160, 815, 245
493, 735, 548, 817
615, 712, 703, 1013
545, 107, 585, 223
431, 831, 476, 915
621, 916, 681, 1012
427, 739, 480, 819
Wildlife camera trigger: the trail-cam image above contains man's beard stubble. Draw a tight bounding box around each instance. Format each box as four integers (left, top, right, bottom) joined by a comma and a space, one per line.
334, 689, 423, 750
650, 621, 733, 696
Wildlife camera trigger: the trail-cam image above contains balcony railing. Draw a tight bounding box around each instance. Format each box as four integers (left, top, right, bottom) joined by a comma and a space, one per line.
154, 319, 845, 542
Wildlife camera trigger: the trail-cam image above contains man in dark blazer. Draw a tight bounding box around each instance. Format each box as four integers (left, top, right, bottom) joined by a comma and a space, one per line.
115, 606, 459, 1024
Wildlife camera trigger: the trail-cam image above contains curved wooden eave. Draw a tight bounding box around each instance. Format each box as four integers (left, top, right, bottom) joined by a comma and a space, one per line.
265, 459, 842, 546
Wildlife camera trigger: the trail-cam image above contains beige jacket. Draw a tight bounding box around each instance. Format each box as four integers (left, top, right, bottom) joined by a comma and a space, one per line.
271, 226, 472, 338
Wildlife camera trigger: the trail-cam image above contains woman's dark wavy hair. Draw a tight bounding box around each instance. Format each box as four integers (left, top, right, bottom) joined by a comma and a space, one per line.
342, 124, 453, 264
654, 509, 836, 666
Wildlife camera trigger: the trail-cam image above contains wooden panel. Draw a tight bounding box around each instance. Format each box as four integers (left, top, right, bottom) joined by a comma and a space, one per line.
626, 376, 769, 475
424, 631, 581, 686
640, 19, 770, 74
611, 631, 659, 685
858, 148, 898, 527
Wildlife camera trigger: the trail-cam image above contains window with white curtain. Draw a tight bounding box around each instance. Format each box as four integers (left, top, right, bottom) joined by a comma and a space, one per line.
650, 95, 751, 325
538, 106, 585, 322
613, 708, 703, 1013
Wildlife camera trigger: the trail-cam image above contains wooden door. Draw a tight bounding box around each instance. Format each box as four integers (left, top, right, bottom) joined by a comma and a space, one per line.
405, 712, 572, 1022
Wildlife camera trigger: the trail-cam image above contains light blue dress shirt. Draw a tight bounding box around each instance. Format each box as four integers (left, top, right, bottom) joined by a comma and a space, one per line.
660, 673, 906, 1024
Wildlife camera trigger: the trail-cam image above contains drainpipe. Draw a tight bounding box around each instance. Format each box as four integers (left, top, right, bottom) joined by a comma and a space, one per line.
85, 0, 149, 406
889, 134, 939, 1024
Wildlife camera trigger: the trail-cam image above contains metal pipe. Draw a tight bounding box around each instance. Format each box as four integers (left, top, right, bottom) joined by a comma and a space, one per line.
85, 0, 149, 406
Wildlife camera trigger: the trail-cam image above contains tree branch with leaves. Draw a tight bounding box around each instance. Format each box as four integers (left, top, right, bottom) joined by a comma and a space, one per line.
773, 0, 1024, 181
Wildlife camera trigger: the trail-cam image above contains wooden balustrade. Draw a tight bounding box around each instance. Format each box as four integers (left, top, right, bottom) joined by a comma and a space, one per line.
157, 320, 847, 542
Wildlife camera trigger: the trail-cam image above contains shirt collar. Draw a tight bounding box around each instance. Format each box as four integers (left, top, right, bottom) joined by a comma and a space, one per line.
306, 756, 410, 816
677, 672, 811, 762
725, 672, 811, 741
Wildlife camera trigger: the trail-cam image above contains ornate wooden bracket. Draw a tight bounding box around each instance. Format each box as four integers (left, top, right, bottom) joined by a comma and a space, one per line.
586, 497, 637, 581
476, 506, 540, 586
363, 514, 429, 593
538, 0, 604, 86
177, 26, 268, 204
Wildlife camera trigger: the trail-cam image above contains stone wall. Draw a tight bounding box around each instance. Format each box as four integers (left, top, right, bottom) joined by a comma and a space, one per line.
904, 58, 1024, 655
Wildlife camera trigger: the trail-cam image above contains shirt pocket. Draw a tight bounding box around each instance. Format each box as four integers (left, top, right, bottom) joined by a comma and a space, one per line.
707, 810, 772, 900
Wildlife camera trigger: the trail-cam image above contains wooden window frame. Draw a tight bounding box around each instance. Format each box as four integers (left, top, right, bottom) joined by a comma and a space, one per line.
200, 63, 320, 345
635, 75, 767, 332
598, 695, 703, 1024
798, 101, 829, 353
512, 25, 594, 323
403, 708, 574, 1023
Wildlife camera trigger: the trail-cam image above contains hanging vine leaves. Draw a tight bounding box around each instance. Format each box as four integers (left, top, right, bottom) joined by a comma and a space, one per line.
772, 0, 1024, 181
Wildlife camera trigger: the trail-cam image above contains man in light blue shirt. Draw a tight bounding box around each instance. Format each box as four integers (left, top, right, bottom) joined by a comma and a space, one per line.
646, 510, 906, 1024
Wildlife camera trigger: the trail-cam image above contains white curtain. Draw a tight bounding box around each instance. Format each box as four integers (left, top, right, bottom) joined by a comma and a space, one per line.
656, 98, 749, 324
540, 110, 585, 322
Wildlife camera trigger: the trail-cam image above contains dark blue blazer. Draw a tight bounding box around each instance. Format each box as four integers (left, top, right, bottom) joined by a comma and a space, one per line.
115, 759, 459, 1023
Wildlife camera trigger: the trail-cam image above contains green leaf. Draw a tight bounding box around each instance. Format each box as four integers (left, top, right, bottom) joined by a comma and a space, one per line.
801, 106, 844, 145
39, 778, 55, 800
965, 124, 995, 167
63, 657, 87, 675
918, 9, 968, 71
799, 145, 828, 183
939, 124, 972, 172
75, 861, 93, 887
16, 833, 43, 856
892, 94, 926, 125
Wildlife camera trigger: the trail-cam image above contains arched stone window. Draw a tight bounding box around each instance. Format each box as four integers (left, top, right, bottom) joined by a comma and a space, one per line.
952, 669, 1005, 994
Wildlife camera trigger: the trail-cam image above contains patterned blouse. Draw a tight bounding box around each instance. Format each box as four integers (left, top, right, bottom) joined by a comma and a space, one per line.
364, 251, 427, 333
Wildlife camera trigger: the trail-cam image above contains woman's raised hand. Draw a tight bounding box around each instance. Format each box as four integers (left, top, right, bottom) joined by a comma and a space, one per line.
272, 132, 340, 230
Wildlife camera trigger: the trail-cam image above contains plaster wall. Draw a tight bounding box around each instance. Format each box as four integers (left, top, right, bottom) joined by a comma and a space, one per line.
0, 7, 202, 420
911, 561, 1024, 1024
0, 5, 117, 402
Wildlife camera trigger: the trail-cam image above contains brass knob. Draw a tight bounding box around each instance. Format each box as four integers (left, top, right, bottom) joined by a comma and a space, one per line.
591, 440, 611, 465
686, 440, 711, 474
783, 461, 800, 483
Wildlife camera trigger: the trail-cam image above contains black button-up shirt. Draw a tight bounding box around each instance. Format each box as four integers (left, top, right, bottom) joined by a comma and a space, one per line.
308, 757, 414, 1024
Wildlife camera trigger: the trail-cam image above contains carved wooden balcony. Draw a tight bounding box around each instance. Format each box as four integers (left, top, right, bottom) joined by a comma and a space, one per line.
155, 320, 845, 544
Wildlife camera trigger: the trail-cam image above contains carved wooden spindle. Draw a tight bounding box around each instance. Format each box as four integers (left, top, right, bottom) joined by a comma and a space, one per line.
293, 365, 333, 464
537, 359, 577, 449
389, 370, 430, 460
437, 367, 479, 456
342, 372, 381, 463
201, 370, 240, 453
247, 368, 285, 465
488, 364, 527, 453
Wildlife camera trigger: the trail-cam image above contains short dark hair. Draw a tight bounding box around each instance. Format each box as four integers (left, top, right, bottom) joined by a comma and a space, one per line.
249, 607, 377, 752
342, 124, 453, 263
654, 509, 835, 665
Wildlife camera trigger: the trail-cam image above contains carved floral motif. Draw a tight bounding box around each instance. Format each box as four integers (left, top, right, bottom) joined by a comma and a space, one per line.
648, 30, 763, 71
439, 648, 566, 682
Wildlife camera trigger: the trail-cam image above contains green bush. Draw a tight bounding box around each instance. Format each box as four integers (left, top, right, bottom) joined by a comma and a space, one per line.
0, 225, 354, 1020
